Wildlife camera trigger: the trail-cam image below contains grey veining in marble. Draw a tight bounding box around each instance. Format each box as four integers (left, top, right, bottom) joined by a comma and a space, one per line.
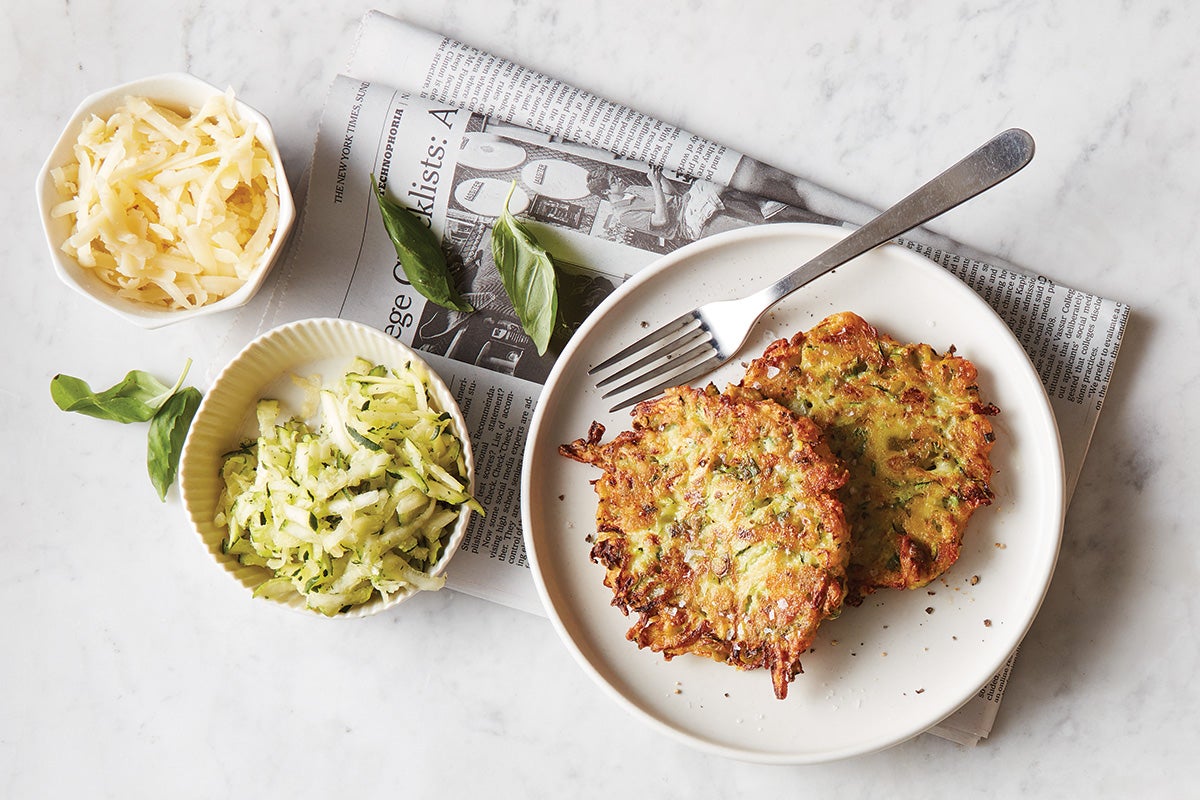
1, 1, 1195, 797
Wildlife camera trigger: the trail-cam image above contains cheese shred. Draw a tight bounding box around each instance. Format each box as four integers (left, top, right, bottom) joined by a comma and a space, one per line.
51, 91, 280, 310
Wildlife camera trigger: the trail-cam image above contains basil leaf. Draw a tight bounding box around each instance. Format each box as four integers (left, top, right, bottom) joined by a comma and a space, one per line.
371, 174, 473, 312
147, 387, 202, 501
491, 182, 558, 356
50, 360, 193, 423
51, 370, 173, 423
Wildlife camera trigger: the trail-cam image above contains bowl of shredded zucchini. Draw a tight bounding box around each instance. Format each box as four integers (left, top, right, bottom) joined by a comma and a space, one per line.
180, 318, 481, 617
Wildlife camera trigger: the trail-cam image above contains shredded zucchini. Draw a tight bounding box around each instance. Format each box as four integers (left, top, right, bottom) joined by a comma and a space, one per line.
214, 357, 482, 615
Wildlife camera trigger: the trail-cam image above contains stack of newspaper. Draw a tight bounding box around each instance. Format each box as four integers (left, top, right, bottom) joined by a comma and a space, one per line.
251, 10, 1128, 746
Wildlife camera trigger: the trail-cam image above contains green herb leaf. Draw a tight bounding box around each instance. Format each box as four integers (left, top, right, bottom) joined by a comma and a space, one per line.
50, 365, 184, 423
147, 387, 202, 501
371, 174, 473, 312
491, 181, 558, 355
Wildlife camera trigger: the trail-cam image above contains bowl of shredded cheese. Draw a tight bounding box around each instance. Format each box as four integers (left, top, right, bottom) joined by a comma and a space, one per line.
36, 72, 295, 328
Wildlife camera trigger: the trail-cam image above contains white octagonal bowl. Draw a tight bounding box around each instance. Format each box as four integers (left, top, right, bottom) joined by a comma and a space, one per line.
35, 72, 295, 329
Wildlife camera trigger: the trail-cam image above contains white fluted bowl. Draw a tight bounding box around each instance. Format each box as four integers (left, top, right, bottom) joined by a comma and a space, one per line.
179, 318, 476, 617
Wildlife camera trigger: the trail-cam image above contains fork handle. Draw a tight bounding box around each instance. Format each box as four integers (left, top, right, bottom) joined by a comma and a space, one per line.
751, 128, 1035, 308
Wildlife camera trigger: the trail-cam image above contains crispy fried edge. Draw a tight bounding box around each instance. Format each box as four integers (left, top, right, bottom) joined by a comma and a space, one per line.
560, 386, 850, 698
738, 311, 998, 597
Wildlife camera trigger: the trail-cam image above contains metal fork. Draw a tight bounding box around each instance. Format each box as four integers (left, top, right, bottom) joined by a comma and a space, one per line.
590, 128, 1036, 411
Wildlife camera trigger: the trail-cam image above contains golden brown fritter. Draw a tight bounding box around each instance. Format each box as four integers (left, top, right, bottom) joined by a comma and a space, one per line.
560, 385, 850, 699
734, 312, 997, 599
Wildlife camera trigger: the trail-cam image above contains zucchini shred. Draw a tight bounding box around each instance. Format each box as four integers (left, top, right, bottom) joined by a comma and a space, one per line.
214, 356, 481, 615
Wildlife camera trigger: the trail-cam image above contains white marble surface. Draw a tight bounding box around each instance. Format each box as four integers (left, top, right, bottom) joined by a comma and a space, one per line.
2, 1, 1195, 796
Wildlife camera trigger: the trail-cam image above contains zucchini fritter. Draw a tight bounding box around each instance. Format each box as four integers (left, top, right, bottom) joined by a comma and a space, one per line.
736, 312, 996, 598
560, 385, 849, 699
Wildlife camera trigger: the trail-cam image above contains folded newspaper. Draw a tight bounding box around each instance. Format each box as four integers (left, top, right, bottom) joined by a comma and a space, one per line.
250, 11, 1128, 747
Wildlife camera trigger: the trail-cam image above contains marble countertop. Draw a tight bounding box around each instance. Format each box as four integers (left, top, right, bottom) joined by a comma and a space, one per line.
3, 1, 1195, 796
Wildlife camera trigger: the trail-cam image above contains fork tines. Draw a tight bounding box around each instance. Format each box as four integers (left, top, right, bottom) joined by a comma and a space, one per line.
589, 312, 723, 412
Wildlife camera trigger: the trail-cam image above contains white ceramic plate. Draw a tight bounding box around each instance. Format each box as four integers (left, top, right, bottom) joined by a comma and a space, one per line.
522, 223, 1064, 763
180, 318, 476, 617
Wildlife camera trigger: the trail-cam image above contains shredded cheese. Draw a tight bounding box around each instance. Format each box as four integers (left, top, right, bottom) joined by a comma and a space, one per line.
51, 90, 280, 310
